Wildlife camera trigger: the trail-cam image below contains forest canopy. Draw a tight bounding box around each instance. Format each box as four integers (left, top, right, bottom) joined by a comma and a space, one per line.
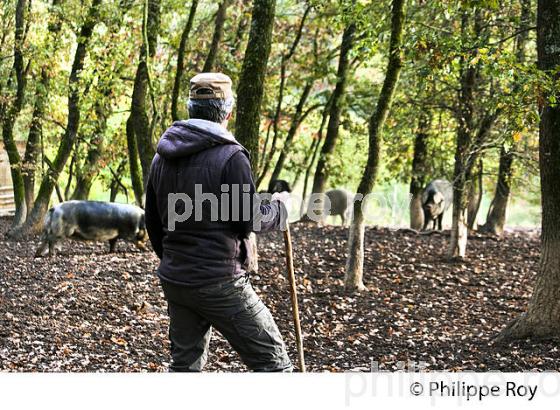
0, 0, 540, 230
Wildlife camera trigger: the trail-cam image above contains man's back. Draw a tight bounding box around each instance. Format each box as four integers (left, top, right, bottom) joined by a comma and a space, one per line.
144, 72, 292, 372
145, 119, 285, 286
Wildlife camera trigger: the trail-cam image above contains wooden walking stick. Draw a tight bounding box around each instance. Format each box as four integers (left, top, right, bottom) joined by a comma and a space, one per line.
283, 222, 306, 372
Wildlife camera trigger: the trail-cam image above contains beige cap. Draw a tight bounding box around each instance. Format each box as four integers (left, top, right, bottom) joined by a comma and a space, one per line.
189, 72, 233, 100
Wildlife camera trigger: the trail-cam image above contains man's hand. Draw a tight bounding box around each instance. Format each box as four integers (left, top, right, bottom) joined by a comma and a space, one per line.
272, 191, 292, 222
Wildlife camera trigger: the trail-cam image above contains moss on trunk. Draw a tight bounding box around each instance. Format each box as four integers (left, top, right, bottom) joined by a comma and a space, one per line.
234, 0, 277, 165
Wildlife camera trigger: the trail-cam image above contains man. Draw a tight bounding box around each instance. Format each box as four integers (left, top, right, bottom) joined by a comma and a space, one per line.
145, 72, 293, 372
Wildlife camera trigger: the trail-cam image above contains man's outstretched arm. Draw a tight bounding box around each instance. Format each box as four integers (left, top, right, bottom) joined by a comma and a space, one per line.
222, 151, 287, 235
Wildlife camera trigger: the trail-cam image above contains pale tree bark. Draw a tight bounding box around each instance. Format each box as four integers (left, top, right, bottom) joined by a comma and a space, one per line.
234, 0, 277, 163
409, 111, 431, 230
447, 11, 482, 259
344, 0, 406, 292
9, 0, 103, 237
449, 106, 498, 257
495, 0, 560, 343
171, 0, 198, 121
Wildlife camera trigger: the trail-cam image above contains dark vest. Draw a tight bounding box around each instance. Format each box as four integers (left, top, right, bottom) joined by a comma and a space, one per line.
149, 142, 251, 286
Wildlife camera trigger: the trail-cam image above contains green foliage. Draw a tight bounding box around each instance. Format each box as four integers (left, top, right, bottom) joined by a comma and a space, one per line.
0, 0, 542, 226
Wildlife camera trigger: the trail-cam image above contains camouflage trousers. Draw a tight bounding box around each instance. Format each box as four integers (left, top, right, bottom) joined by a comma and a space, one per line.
160, 274, 293, 372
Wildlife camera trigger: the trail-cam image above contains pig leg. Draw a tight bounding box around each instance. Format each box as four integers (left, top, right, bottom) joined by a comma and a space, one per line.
437, 213, 443, 230
48, 239, 57, 257
35, 239, 49, 257
109, 238, 118, 253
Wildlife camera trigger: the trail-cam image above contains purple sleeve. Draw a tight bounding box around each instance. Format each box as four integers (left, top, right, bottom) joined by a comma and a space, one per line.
222, 150, 287, 235
145, 170, 164, 259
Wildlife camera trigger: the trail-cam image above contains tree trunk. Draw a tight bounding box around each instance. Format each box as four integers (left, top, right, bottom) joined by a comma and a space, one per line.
234, 0, 277, 163
257, 6, 310, 185
345, 0, 406, 292
409, 112, 431, 230
447, 12, 479, 259
171, 0, 198, 121
230, 6, 249, 57
299, 97, 331, 219
481, 0, 531, 235
22, 0, 63, 216
481, 146, 513, 235
71, 99, 109, 200
9, 0, 102, 237
495, 0, 560, 343
126, 0, 162, 205
1, 0, 28, 229
448, 124, 474, 259
467, 160, 483, 230
22, 68, 47, 216
109, 160, 127, 202
449, 111, 498, 257
202, 0, 230, 72
269, 82, 313, 183
308, 22, 356, 208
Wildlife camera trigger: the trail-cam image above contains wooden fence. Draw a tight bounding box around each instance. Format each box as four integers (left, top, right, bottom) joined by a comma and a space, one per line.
0, 141, 25, 217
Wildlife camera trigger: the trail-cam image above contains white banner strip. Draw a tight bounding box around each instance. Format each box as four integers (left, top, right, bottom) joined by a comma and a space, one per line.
0, 372, 558, 410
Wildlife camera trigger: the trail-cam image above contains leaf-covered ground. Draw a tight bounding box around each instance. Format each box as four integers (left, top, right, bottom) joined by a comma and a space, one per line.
1, 216, 557, 372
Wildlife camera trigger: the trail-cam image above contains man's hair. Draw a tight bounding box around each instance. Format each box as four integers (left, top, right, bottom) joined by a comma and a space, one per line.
187, 95, 234, 123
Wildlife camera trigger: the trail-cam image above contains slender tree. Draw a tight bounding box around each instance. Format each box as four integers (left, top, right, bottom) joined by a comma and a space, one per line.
1, 0, 28, 228
268, 81, 313, 184
307, 21, 356, 209
71, 94, 110, 200
466, 160, 483, 230
171, 0, 199, 121
409, 111, 431, 230
495, 0, 560, 342
257, 6, 311, 185
481, 0, 531, 235
126, 0, 162, 205
10, 0, 103, 236
480, 145, 514, 234
230, 4, 250, 57
447, 9, 500, 258
202, 0, 231, 72
345, 0, 406, 292
22, 0, 63, 213
234, 0, 277, 163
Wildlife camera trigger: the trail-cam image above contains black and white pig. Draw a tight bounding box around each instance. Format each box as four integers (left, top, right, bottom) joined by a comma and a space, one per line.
267, 179, 292, 194
421, 179, 453, 231
35, 201, 148, 257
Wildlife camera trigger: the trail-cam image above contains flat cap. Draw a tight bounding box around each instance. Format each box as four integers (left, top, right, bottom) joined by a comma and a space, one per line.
189, 72, 233, 100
